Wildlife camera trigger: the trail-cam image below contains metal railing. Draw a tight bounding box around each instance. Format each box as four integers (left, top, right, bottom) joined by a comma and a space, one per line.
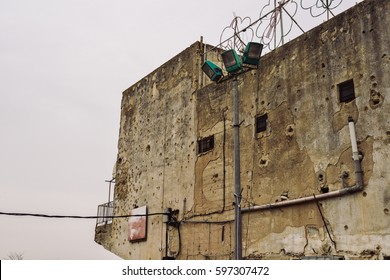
96, 201, 114, 226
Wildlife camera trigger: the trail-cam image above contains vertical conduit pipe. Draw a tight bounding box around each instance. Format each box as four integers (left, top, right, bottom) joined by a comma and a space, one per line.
233, 76, 243, 260
348, 117, 364, 189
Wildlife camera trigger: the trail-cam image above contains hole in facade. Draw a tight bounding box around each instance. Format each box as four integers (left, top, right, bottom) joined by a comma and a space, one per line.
259, 159, 268, 166
338, 79, 355, 103
255, 113, 268, 133
197, 135, 214, 154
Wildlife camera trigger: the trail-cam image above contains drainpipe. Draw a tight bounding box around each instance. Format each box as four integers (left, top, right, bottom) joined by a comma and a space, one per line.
242, 117, 364, 213
348, 116, 364, 189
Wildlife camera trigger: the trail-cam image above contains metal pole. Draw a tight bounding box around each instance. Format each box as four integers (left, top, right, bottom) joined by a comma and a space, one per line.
280, 2, 284, 45
326, 0, 330, 21
273, 0, 277, 49
105, 179, 113, 204
233, 77, 242, 260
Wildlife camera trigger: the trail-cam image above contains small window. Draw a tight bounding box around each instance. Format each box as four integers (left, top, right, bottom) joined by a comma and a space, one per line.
255, 114, 268, 133
338, 79, 355, 103
198, 135, 214, 154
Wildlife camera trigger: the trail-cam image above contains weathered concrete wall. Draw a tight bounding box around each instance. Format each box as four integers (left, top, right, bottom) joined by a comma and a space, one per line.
193, 0, 389, 259
95, 42, 198, 259
96, 0, 390, 260
95, 42, 224, 259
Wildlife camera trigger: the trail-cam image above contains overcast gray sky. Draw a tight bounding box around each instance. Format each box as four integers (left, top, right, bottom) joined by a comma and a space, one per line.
0, 0, 362, 260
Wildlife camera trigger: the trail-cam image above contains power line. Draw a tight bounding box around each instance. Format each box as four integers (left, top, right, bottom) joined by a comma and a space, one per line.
0, 211, 167, 219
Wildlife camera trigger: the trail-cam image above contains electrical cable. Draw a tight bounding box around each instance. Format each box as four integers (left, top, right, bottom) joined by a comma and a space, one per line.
175, 222, 181, 259
312, 194, 337, 248
0, 211, 167, 219
181, 219, 233, 224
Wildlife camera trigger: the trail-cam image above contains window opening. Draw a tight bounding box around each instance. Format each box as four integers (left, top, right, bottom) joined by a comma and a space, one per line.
198, 135, 214, 154
255, 114, 268, 133
338, 79, 355, 103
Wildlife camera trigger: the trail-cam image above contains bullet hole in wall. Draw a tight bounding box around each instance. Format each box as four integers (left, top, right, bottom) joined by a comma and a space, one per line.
285, 124, 295, 139
320, 185, 329, 193
316, 170, 326, 183
259, 158, 268, 167
369, 89, 383, 109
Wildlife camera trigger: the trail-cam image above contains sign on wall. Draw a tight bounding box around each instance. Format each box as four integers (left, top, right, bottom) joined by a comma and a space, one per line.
128, 206, 147, 242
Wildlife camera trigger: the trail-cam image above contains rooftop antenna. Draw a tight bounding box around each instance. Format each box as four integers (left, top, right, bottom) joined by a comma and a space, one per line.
233, 12, 238, 51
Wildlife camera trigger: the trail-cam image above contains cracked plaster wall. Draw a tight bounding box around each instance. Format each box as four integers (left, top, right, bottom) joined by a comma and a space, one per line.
195, 0, 389, 259
96, 0, 390, 260
95, 42, 210, 259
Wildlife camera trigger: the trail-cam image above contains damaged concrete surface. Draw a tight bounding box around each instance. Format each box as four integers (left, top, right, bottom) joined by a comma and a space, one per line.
95, 0, 390, 260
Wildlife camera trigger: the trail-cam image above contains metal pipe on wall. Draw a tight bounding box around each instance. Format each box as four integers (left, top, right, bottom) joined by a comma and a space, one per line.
348, 116, 364, 189
233, 76, 243, 260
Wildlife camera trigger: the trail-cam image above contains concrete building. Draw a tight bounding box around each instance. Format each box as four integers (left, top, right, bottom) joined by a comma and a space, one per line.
95, 0, 390, 260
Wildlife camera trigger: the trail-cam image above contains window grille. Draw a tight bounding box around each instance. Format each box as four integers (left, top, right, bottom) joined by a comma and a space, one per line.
256, 114, 268, 133
198, 135, 214, 154
338, 79, 355, 103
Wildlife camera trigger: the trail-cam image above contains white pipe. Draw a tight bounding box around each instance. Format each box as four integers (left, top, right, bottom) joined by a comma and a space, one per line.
348, 116, 360, 161
241, 186, 362, 213
349, 117, 364, 189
